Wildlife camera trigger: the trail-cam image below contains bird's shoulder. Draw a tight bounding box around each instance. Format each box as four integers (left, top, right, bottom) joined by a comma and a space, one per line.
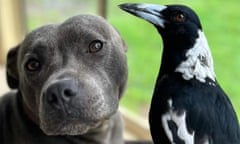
154, 73, 218, 99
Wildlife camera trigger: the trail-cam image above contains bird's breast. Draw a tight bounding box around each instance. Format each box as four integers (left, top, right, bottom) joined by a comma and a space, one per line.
161, 99, 196, 144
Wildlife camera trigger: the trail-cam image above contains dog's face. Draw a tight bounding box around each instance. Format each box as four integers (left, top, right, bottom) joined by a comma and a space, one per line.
6, 15, 128, 135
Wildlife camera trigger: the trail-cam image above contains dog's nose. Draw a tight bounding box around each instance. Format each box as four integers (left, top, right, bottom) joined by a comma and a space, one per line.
45, 79, 78, 109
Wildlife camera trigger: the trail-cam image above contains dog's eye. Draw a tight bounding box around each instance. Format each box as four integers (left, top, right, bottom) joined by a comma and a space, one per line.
25, 59, 41, 72
174, 13, 185, 22
88, 40, 103, 53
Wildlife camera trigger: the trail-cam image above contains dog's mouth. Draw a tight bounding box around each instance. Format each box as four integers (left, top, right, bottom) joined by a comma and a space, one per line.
40, 118, 105, 135
39, 102, 116, 136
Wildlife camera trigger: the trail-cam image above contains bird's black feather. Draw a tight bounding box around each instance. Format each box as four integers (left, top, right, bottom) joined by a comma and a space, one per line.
150, 73, 240, 144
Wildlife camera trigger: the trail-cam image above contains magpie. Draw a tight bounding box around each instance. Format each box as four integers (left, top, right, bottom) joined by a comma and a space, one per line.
119, 3, 240, 144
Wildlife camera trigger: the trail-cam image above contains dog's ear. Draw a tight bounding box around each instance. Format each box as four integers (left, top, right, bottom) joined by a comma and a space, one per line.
120, 37, 128, 53
111, 26, 128, 52
6, 45, 20, 89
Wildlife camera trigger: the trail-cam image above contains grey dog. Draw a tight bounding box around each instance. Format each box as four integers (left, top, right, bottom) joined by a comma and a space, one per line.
0, 15, 128, 144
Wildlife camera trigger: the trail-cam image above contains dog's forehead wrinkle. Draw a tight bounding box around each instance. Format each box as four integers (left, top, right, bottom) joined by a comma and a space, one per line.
25, 24, 58, 44
58, 25, 109, 43
21, 28, 58, 59
27, 42, 56, 58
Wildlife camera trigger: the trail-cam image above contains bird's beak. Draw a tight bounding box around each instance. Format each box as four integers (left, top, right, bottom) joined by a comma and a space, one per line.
119, 3, 167, 28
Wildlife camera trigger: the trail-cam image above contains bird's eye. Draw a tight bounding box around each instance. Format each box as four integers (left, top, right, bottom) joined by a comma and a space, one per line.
88, 40, 103, 53
174, 13, 185, 22
25, 59, 41, 72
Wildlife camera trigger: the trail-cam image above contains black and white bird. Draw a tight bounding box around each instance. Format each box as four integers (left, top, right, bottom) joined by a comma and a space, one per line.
120, 3, 240, 144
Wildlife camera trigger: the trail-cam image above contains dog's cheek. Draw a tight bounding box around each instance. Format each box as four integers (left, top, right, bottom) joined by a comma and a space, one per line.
18, 76, 41, 115
104, 47, 128, 99
73, 74, 118, 120
95, 73, 120, 114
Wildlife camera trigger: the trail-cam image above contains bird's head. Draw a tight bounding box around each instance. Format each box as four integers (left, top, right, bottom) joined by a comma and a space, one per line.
119, 3, 202, 49
120, 3, 216, 82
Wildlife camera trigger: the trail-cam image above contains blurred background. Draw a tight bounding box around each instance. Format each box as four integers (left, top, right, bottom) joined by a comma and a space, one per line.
0, 0, 240, 140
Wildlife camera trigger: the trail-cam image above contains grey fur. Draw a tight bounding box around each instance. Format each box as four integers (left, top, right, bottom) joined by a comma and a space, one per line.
0, 15, 128, 144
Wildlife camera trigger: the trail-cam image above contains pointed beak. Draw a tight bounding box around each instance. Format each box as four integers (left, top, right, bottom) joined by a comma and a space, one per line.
119, 3, 167, 28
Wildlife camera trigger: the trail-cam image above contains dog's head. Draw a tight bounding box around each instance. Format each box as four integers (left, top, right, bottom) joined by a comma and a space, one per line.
6, 15, 128, 135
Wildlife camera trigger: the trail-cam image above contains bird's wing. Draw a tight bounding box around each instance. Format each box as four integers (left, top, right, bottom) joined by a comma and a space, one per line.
150, 74, 240, 144
184, 83, 240, 144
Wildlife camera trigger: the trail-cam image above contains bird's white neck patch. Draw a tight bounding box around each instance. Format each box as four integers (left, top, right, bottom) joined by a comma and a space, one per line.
175, 30, 216, 83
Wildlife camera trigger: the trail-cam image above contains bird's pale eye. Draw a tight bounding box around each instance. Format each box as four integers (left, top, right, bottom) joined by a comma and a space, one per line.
174, 13, 185, 22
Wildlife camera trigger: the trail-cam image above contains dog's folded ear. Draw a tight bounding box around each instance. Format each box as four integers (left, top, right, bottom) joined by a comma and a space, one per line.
6, 44, 20, 89
120, 37, 128, 53
110, 26, 128, 53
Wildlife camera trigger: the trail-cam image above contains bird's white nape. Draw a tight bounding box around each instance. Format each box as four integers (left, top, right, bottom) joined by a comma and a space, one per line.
175, 30, 216, 83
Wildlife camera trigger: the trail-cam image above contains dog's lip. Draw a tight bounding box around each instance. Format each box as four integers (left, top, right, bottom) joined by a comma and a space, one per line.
63, 116, 105, 126
42, 118, 104, 135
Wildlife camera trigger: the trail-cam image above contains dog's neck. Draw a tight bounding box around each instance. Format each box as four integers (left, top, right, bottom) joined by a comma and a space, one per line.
76, 120, 112, 143
17, 92, 40, 125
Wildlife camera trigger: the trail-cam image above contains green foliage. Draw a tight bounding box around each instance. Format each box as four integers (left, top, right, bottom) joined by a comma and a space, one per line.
108, 0, 240, 119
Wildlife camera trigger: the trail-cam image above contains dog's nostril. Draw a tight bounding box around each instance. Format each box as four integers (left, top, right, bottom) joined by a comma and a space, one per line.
64, 89, 76, 97
45, 80, 78, 107
47, 93, 58, 104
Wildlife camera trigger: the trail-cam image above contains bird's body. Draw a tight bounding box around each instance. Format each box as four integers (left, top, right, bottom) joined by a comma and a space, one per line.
120, 3, 240, 144
151, 73, 239, 144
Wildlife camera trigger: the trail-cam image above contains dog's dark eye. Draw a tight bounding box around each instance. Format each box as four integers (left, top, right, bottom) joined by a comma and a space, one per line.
174, 13, 185, 22
25, 59, 41, 72
88, 40, 103, 53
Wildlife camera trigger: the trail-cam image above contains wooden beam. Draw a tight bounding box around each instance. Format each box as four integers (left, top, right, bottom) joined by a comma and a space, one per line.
98, 0, 107, 18
120, 107, 152, 140
0, 0, 26, 64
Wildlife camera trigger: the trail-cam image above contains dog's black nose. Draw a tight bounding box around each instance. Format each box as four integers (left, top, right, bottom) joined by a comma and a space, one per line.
45, 79, 78, 109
